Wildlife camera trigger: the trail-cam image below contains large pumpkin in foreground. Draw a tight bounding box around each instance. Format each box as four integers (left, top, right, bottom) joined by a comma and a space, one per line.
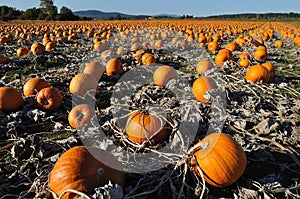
126, 111, 168, 144
0, 87, 23, 112
191, 133, 247, 187
49, 146, 124, 199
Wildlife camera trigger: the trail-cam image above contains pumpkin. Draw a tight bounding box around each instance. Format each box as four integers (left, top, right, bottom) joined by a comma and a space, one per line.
254, 49, 268, 61
207, 41, 219, 52
262, 62, 275, 78
23, 78, 50, 97
94, 41, 105, 51
245, 64, 270, 83
69, 73, 98, 96
274, 40, 283, 48
116, 46, 125, 55
238, 53, 250, 60
134, 49, 145, 61
126, 111, 168, 144
191, 133, 247, 187
83, 61, 105, 82
0, 54, 7, 64
196, 60, 215, 74
100, 50, 116, 62
154, 39, 164, 49
214, 49, 233, 67
0, 87, 23, 112
17, 48, 29, 57
225, 42, 237, 52
192, 76, 217, 102
141, 53, 156, 66
49, 146, 124, 199
239, 59, 250, 68
153, 65, 178, 87
68, 104, 95, 129
45, 42, 56, 51
106, 58, 123, 76
30, 42, 45, 55
36, 87, 62, 111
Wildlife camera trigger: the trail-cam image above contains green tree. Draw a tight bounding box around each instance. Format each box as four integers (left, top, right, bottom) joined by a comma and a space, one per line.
40, 0, 57, 20
60, 6, 72, 14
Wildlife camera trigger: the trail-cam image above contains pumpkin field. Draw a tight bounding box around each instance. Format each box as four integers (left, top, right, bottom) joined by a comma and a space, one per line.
0, 20, 299, 198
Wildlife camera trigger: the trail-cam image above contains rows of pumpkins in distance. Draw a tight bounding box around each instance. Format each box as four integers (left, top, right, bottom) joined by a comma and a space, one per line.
1, 20, 300, 198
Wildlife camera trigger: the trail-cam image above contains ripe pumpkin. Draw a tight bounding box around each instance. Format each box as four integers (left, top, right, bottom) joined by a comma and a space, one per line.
239, 59, 250, 68
45, 42, 56, 52
0, 87, 23, 112
225, 42, 237, 52
191, 133, 247, 187
215, 49, 233, 67
23, 78, 50, 97
274, 40, 283, 48
196, 60, 215, 74
68, 104, 96, 129
153, 65, 178, 87
207, 41, 219, 52
106, 58, 123, 76
141, 53, 156, 66
192, 76, 217, 102
245, 64, 270, 83
254, 49, 268, 61
69, 73, 98, 96
238, 53, 250, 60
134, 49, 146, 61
126, 111, 167, 144
0, 54, 7, 64
262, 62, 275, 78
30, 42, 45, 55
36, 87, 62, 111
17, 48, 29, 57
49, 146, 124, 199
83, 61, 105, 82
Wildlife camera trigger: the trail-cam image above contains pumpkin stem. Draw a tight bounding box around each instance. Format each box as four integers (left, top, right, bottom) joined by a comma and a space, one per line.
187, 141, 209, 155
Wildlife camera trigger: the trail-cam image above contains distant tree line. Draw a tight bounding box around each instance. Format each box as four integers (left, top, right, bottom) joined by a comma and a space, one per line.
204, 12, 300, 20
0, 0, 81, 21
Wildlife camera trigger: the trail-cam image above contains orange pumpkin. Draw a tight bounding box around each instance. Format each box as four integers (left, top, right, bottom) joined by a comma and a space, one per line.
239, 59, 250, 68
214, 49, 233, 67
126, 111, 167, 144
36, 87, 62, 111
207, 41, 219, 52
262, 62, 275, 78
141, 53, 156, 66
192, 76, 217, 102
106, 58, 123, 76
245, 64, 270, 83
134, 49, 145, 61
83, 61, 105, 82
274, 40, 283, 48
23, 78, 50, 97
153, 65, 178, 87
17, 48, 29, 57
238, 53, 250, 60
49, 146, 124, 199
30, 42, 45, 55
100, 50, 116, 62
45, 42, 56, 52
196, 60, 215, 74
68, 104, 95, 129
191, 133, 247, 187
69, 73, 98, 96
225, 42, 237, 52
0, 87, 23, 112
254, 49, 268, 61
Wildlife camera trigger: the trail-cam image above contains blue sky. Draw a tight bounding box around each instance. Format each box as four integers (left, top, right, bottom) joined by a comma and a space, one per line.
1, 0, 300, 17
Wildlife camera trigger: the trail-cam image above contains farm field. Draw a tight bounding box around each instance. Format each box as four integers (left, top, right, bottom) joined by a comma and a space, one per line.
0, 19, 300, 199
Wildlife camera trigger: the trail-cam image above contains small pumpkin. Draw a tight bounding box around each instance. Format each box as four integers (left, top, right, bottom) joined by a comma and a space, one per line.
83, 61, 105, 82
254, 49, 268, 61
262, 62, 275, 78
30, 42, 45, 55
192, 76, 217, 102
126, 111, 168, 144
0, 87, 23, 112
134, 49, 145, 61
49, 146, 124, 199
191, 133, 247, 187
245, 64, 270, 83
225, 42, 237, 52
17, 48, 29, 57
153, 65, 178, 87
23, 78, 50, 97
239, 59, 250, 68
36, 87, 62, 111
196, 60, 215, 74
68, 104, 95, 129
214, 49, 233, 67
106, 58, 123, 76
100, 50, 116, 62
207, 41, 219, 52
274, 40, 283, 48
69, 73, 98, 96
141, 53, 156, 66
45, 41, 56, 52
